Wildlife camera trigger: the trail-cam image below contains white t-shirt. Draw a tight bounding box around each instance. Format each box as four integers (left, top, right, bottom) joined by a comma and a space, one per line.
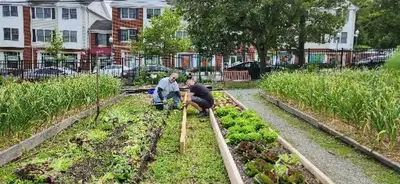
153, 77, 179, 99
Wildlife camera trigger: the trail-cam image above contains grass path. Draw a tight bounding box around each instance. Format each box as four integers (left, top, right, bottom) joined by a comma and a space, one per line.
142, 108, 229, 184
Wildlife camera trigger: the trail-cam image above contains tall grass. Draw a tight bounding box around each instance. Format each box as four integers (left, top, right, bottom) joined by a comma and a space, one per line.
0, 75, 121, 138
260, 69, 400, 147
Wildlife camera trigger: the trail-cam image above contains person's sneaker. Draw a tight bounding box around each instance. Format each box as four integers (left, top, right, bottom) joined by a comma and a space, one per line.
171, 105, 181, 110
198, 110, 208, 117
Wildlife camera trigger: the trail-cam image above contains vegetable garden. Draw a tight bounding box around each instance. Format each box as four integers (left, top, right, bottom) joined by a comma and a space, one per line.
260, 69, 400, 164
0, 73, 338, 184
212, 92, 324, 184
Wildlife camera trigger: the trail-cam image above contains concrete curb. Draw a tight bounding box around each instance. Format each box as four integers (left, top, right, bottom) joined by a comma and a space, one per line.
0, 93, 127, 167
259, 91, 400, 174
209, 110, 244, 184
225, 91, 335, 184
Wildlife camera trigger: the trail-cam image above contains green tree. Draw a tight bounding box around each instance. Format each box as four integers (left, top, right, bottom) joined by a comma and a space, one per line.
352, 0, 400, 48
131, 9, 191, 56
282, 0, 348, 66
45, 29, 67, 62
179, 0, 297, 74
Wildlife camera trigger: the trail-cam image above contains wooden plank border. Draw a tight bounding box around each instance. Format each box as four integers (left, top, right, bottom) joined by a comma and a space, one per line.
209, 110, 244, 184
259, 91, 400, 174
0, 93, 127, 167
180, 92, 188, 155
224, 91, 335, 184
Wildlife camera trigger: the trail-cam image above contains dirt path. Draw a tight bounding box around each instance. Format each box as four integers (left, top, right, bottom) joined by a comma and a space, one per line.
226, 89, 377, 184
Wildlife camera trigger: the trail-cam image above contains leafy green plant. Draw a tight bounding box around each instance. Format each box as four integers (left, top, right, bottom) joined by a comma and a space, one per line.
0, 75, 121, 148
260, 69, 400, 147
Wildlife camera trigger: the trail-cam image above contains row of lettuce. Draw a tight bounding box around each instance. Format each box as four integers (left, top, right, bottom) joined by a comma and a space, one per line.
0, 75, 121, 148
213, 92, 309, 184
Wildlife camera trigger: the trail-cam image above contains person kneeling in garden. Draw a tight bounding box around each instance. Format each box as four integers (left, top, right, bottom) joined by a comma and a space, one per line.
184, 79, 214, 117
152, 73, 181, 109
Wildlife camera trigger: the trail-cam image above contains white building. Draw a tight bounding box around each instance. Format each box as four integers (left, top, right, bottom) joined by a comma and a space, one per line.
0, 1, 27, 68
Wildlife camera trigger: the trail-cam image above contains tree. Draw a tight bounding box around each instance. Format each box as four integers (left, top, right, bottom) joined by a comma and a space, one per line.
45, 29, 67, 62
352, 0, 400, 48
282, 0, 348, 66
131, 9, 191, 56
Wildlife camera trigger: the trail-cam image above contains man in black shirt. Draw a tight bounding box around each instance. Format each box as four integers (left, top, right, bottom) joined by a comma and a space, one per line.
184, 79, 214, 117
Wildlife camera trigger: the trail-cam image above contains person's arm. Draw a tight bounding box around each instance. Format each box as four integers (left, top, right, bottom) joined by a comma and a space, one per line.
157, 79, 168, 101
157, 87, 164, 101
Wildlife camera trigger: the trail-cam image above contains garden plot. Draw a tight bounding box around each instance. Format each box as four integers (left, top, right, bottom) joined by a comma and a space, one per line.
211, 91, 327, 184
0, 94, 169, 183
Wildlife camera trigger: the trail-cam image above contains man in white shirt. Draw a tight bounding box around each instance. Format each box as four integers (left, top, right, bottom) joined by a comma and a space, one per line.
152, 73, 181, 109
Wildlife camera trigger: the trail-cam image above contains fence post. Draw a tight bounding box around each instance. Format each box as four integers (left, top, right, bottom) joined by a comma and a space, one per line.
18, 56, 24, 80
307, 48, 311, 65
341, 48, 344, 67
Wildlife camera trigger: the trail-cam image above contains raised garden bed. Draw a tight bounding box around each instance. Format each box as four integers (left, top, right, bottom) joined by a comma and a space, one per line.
0, 94, 173, 183
210, 91, 333, 184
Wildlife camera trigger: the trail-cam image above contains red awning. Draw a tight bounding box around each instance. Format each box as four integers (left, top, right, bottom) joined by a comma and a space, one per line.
89, 47, 111, 55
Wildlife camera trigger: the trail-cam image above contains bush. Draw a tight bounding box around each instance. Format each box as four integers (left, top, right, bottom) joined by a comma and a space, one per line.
0, 75, 121, 136
384, 46, 400, 70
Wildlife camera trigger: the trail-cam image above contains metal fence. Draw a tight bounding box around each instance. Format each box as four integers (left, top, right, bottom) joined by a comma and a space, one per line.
0, 49, 396, 82
265, 48, 396, 68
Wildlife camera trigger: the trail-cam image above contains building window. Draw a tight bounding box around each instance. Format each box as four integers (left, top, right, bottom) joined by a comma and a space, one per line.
5, 52, 20, 68
120, 29, 137, 42
3, 28, 19, 41
147, 8, 161, 19
340, 32, 347, 44
98, 34, 107, 45
62, 8, 77, 19
120, 8, 137, 19
37, 29, 52, 42
3, 6, 18, 17
36, 7, 52, 19
175, 30, 188, 38
62, 30, 77, 42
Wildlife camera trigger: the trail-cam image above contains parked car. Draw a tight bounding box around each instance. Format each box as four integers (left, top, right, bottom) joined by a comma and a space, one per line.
354, 55, 390, 67
23, 67, 77, 80
93, 65, 135, 78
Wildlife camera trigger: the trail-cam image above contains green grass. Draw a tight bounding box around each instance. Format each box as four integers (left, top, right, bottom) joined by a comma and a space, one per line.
143, 108, 229, 184
254, 94, 400, 184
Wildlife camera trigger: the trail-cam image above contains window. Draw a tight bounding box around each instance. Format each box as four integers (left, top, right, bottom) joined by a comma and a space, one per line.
35, 7, 52, 19
120, 29, 137, 42
4, 52, 20, 68
98, 34, 107, 45
147, 8, 161, 19
3, 28, 19, 41
340, 32, 347, 44
3, 6, 18, 17
63, 30, 77, 42
120, 8, 137, 19
175, 31, 188, 38
62, 8, 77, 19
36, 29, 52, 42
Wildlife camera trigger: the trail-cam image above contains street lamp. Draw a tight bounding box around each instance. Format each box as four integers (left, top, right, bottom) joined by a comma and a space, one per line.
354, 29, 359, 49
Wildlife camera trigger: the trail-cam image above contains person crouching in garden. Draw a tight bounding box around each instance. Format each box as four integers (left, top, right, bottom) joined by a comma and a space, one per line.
152, 73, 181, 110
184, 79, 214, 117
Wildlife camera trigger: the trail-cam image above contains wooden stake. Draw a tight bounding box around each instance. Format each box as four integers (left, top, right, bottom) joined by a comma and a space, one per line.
95, 54, 100, 124
180, 92, 188, 154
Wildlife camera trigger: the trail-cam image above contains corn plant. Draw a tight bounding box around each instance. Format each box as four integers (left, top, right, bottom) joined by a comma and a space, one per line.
0, 75, 121, 139
260, 69, 400, 147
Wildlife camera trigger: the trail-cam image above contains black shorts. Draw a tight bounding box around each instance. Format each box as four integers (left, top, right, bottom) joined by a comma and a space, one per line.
192, 96, 212, 109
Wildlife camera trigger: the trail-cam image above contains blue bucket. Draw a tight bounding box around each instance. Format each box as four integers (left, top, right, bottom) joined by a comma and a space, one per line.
148, 88, 155, 94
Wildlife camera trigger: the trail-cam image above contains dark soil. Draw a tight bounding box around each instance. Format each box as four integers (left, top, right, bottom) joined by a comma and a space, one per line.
213, 98, 322, 184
